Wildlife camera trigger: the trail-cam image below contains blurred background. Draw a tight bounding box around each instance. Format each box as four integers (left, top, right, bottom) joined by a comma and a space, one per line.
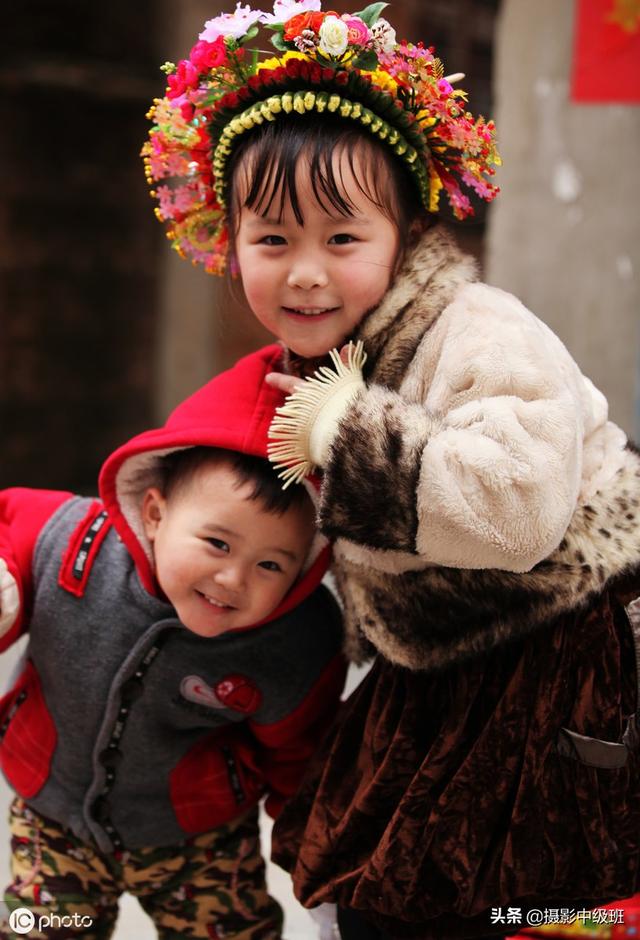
2, 0, 637, 496
0, 0, 639, 936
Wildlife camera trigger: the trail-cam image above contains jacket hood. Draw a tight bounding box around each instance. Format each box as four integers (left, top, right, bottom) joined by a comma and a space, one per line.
99, 344, 330, 617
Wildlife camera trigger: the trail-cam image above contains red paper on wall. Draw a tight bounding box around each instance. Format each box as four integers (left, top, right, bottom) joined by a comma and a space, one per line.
571, 0, 640, 102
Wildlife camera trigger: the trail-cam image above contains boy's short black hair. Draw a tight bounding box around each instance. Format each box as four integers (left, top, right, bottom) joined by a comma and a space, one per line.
157, 446, 311, 516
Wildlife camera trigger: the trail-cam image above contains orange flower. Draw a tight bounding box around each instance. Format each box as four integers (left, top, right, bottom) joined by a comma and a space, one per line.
283, 11, 335, 40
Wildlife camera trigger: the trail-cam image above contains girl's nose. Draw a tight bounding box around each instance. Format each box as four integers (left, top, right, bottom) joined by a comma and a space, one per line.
286, 257, 329, 291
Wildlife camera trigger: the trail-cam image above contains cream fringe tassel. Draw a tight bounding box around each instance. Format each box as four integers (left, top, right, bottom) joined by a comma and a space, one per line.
268, 341, 367, 489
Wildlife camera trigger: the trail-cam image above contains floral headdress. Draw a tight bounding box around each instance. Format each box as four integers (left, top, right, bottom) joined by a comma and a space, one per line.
143, 1, 501, 275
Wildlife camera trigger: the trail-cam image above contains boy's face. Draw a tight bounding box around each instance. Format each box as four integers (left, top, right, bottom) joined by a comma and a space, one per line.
234, 148, 400, 359
142, 463, 315, 637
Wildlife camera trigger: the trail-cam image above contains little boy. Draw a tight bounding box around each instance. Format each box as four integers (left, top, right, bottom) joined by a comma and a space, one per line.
0, 346, 344, 940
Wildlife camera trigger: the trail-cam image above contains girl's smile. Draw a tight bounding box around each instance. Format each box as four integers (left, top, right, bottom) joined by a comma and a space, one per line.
234, 149, 400, 358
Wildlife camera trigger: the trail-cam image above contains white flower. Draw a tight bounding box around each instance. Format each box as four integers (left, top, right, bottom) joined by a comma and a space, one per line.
260, 0, 321, 25
294, 29, 318, 52
199, 3, 265, 42
371, 17, 397, 54
318, 15, 349, 57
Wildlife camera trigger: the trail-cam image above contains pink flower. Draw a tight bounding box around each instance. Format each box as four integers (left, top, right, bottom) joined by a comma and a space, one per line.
199, 3, 265, 42
189, 37, 227, 71
437, 78, 453, 96
341, 15, 371, 47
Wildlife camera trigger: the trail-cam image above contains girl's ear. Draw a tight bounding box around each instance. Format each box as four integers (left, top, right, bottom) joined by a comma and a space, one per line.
141, 488, 166, 541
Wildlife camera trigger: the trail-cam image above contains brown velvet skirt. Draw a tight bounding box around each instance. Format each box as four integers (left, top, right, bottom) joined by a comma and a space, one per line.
272, 583, 640, 939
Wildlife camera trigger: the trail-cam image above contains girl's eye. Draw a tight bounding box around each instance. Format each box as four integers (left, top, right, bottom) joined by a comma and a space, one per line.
329, 233, 357, 245
258, 560, 282, 572
208, 538, 229, 553
259, 235, 287, 246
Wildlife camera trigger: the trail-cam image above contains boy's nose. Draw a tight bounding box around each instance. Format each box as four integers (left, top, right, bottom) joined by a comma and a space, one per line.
287, 260, 329, 290
214, 564, 245, 593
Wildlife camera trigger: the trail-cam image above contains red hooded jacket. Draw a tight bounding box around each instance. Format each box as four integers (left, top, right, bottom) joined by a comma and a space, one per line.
0, 345, 345, 851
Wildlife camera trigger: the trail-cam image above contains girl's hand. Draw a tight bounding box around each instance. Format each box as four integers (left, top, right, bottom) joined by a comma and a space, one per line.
264, 372, 304, 396
265, 344, 355, 396
267, 342, 367, 486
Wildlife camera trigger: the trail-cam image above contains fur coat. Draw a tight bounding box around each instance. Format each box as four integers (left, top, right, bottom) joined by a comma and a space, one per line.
308, 224, 640, 672
271, 225, 640, 939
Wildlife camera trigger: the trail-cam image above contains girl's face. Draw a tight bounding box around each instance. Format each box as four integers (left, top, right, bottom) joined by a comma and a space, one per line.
234, 149, 401, 358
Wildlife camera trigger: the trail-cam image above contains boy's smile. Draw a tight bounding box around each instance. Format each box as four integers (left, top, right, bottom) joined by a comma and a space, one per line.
142, 463, 314, 637
234, 150, 400, 359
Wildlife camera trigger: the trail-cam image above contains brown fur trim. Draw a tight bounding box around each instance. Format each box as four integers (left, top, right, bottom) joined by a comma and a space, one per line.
356, 224, 477, 387
319, 386, 440, 551
336, 445, 640, 670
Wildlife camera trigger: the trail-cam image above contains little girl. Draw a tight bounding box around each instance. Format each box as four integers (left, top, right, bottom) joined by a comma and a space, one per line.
144, 4, 640, 938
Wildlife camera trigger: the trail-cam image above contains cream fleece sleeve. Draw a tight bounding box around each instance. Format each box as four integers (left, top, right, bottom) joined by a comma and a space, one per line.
270, 284, 624, 572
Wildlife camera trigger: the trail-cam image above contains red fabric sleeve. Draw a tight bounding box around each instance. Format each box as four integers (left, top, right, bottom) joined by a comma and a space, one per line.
0, 487, 73, 651
248, 653, 347, 818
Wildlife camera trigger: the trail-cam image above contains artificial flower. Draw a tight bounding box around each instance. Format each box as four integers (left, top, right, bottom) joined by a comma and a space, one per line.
318, 15, 349, 56
166, 59, 200, 100
294, 29, 318, 52
341, 15, 371, 46
189, 37, 228, 71
370, 17, 396, 54
283, 10, 327, 39
260, 0, 321, 25
199, 3, 265, 41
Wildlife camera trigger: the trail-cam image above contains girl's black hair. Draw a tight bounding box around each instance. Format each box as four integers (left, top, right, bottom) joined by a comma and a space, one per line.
226, 115, 430, 259
158, 446, 311, 516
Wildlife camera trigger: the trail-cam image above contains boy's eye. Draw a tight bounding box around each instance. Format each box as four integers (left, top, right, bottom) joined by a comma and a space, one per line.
258, 560, 282, 572
329, 233, 357, 245
208, 538, 229, 553
259, 235, 287, 246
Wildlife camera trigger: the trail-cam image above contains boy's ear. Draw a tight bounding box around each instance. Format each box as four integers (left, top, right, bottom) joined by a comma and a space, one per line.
141, 488, 166, 541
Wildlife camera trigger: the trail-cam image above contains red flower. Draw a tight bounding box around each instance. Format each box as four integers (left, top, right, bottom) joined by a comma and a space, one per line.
219, 91, 240, 110
286, 58, 302, 79
248, 74, 264, 89
189, 36, 227, 71
167, 59, 199, 100
283, 11, 327, 40
335, 70, 349, 86
180, 102, 195, 121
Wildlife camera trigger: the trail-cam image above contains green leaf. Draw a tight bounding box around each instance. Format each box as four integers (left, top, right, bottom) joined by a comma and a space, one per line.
270, 32, 289, 52
354, 2, 388, 26
352, 50, 379, 71
239, 24, 259, 45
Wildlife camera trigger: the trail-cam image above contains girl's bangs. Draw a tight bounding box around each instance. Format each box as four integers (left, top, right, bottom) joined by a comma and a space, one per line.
230, 119, 394, 228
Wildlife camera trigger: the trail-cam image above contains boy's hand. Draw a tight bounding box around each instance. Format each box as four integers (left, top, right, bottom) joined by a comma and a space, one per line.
0, 558, 20, 636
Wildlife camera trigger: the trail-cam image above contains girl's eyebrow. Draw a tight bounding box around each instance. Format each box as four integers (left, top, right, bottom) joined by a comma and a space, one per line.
245, 213, 370, 227
243, 214, 284, 226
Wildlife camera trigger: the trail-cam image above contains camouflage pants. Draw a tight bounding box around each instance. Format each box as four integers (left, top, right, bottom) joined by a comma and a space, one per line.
1, 798, 282, 940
